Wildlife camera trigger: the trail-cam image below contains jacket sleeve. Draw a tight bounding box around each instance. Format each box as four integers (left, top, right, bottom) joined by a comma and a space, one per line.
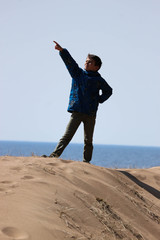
59, 49, 82, 79
99, 78, 113, 103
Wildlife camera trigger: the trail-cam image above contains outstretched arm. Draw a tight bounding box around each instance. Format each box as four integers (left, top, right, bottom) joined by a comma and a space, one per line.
53, 40, 82, 79
53, 41, 63, 51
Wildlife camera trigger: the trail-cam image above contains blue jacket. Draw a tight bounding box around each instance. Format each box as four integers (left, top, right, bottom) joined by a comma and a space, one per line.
60, 49, 112, 116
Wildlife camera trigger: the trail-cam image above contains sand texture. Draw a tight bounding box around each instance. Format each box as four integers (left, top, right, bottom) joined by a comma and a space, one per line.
0, 156, 160, 240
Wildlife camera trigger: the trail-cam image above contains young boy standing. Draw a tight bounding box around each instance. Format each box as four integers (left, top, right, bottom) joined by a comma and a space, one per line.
42, 41, 112, 163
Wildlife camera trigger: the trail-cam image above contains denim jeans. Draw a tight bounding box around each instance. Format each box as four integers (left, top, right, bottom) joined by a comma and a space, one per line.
51, 112, 96, 162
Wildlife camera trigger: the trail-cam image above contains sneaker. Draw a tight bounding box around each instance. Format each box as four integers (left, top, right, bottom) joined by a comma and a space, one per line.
83, 160, 90, 164
49, 153, 59, 158
41, 154, 48, 158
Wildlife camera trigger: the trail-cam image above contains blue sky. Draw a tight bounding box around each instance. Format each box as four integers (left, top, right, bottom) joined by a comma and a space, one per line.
1, 0, 160, 146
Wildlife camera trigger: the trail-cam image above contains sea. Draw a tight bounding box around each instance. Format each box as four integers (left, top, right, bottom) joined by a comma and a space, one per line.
0, 141, 160, 169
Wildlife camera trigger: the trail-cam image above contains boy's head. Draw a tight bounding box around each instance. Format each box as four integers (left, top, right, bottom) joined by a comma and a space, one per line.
84, 54, 102, 72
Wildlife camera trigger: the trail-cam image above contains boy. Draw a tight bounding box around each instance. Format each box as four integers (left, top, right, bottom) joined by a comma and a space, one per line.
42, 41, 112, 163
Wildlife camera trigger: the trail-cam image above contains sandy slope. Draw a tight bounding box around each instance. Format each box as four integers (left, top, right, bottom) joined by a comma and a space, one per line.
0, 156, 159, 240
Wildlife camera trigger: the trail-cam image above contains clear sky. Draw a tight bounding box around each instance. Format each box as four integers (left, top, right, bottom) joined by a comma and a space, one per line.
0, 0, 160, 147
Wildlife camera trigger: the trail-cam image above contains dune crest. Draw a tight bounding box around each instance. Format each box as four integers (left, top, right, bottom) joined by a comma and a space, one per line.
0, 156, 159, 240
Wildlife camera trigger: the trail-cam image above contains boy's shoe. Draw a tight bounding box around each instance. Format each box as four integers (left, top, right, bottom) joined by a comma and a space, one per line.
41, 154, 48, 158
41, 153, 59, 158
49, 153, 59, 158
41, 154, 59, 158
83, 160, 90, 164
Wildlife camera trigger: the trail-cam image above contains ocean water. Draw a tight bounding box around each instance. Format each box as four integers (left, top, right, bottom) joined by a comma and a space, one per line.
0, 141, 160, 168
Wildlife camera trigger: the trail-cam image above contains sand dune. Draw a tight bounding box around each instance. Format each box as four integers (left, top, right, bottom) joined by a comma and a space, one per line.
0, 156, 159, 240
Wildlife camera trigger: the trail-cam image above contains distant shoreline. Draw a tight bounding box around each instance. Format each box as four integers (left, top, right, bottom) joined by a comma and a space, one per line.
0, 141, 160, 169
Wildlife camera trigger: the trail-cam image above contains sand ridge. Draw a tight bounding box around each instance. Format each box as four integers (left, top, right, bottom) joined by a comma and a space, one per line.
0, 156, 159, 240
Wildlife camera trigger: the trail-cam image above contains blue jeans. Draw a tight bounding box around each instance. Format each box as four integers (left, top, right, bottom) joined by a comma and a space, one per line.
51, 112, 96, 162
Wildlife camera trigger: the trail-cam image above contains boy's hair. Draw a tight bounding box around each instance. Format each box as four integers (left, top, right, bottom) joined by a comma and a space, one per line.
87, 54, 102, 70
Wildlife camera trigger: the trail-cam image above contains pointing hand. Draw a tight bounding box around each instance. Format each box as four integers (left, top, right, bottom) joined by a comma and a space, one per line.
53, 41, 63, 51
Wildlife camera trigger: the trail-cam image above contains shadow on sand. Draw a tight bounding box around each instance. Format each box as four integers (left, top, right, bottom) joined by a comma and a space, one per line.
119, 171, 160, 199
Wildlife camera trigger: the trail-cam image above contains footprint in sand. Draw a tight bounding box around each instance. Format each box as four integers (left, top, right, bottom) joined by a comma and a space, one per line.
0, 187, 5, 192
60, 159, 73, 164
46, 159, 73, 167
0, 181, 19, 194
47, 162, 57, 166
21, 176, 34, 180
11, 167, 22, 171
0, 180, 12, 184
1, 227, 29, 239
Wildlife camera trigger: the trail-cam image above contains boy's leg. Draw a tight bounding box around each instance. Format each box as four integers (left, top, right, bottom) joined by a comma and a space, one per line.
83, 115, 96, 163
50, 112, 82, 157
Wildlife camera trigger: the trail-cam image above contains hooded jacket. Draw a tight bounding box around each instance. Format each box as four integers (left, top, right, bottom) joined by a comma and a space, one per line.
59, 49, 112, 116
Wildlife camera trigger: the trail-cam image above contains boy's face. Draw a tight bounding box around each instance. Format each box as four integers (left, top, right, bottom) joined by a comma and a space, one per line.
84, 57, 99, 72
